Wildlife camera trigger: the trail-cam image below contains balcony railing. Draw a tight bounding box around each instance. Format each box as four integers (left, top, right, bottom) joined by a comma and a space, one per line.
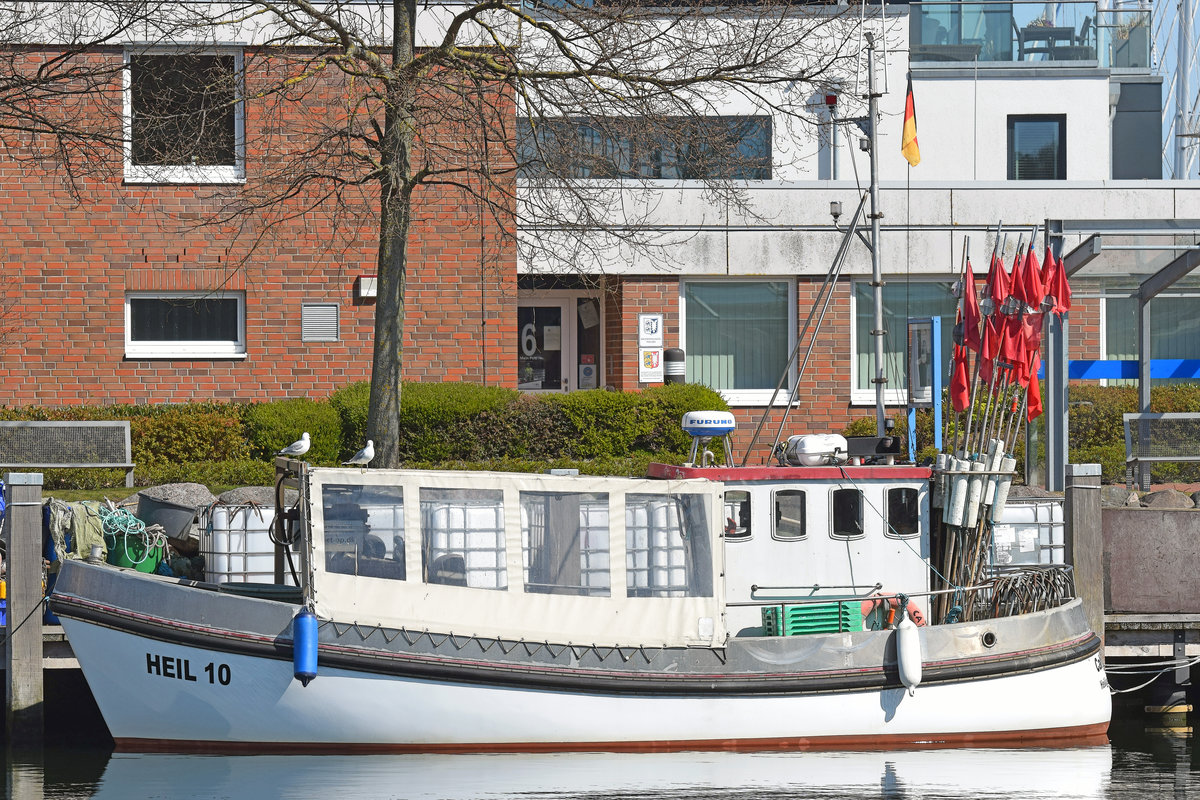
910, 2, 1151, 67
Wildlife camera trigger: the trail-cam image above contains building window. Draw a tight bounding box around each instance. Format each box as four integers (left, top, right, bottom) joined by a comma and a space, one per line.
1007, 115, 1066, 180
125, 292, 246, 359
683, 280, 793, 405
518, 116, 771, 180
852, 280, 956, 406
125, 50, 245, 183
1105, 293, 1200, 383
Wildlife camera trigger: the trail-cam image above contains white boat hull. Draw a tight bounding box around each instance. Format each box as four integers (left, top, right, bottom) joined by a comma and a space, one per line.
60, 614, 1110, 751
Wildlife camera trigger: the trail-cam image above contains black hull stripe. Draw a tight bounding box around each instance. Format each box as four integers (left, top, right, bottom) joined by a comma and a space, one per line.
52, 594, 1102, 697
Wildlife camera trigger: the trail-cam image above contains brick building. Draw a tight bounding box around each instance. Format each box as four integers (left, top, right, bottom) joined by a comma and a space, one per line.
2, 3, 1198, 470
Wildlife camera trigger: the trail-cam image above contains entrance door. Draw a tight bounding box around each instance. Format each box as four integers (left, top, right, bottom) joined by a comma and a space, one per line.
517, 296, 603, 392
518, 301, 570, 391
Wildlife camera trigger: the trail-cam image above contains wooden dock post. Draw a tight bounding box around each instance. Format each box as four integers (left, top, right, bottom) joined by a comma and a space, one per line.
1064, 463, 1103, 644
5, 472, 44, 750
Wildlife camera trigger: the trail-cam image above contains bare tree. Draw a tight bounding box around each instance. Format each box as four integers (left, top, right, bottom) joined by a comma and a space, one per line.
1, 0, 864, 467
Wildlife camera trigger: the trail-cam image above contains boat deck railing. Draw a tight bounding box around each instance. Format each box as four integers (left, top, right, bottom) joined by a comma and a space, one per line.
736, 565, 1077, 625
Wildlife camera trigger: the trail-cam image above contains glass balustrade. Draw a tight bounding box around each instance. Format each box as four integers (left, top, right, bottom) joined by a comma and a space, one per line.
910, 2, 1151, 68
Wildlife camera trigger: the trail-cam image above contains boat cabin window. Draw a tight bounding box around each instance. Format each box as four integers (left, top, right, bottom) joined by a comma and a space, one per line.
724, 490, 752, 540
886, 487, 921, 538
831, 488, 864, 539
521, 491, 611, 596
322, 484, 406, 580
626, 493, 713, 598
772, 490, 806, 540
420, 488, 508, 590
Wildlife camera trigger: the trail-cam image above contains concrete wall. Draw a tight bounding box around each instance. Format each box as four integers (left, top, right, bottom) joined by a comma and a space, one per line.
1104, 508, 1200, 613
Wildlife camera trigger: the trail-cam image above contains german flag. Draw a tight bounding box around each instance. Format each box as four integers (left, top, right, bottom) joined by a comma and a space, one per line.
901, 76, 920, 167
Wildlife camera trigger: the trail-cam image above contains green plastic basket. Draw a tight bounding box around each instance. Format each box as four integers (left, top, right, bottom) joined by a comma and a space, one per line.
762, 601, 864, 636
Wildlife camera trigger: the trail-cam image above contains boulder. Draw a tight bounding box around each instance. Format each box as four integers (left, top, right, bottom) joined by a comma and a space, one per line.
1141, 488, 1195, 509
138, 482, 217, 510
1101, 485, 1140, 508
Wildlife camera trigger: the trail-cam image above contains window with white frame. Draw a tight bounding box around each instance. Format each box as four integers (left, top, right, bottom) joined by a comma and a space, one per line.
125, 292, 246, 359
682, 280, 793, 405
852, 280, 956, 406
125, 50, 245, 183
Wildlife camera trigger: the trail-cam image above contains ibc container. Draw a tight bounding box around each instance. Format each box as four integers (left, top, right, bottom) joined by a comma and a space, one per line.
202, 505, 296, 586
990, 497, 1065, 568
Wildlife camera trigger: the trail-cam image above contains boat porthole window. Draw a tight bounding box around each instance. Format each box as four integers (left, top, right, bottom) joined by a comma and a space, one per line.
724, 490, 752, 540
982, 631, 997, 648
773, 490, 806, 540
830, 488, 864, 539
885, 487, 920, 538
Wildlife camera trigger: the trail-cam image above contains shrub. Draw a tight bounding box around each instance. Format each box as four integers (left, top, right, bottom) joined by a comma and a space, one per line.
242, 398, 342, 465
638, 383, 730, 456
541, 390, 651, 459
396, 382, 521, 462
137, 458, 274, 488
330, 381, 371, 460
131, 407, 249, 467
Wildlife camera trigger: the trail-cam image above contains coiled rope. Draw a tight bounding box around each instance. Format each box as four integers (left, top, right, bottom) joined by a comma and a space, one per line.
98, 503, 167, 567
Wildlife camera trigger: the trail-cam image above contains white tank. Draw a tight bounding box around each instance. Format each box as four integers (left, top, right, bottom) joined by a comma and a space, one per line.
784, 434, 848, 466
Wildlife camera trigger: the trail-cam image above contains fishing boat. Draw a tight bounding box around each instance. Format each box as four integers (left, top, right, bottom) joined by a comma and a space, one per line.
47, 35, 1109, 753
48, 412, 1110, 752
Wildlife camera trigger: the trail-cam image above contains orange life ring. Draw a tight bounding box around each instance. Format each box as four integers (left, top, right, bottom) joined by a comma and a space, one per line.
861, 593, 926, 630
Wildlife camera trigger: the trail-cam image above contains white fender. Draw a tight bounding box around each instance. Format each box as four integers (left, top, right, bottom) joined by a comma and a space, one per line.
896, 608, 923, 697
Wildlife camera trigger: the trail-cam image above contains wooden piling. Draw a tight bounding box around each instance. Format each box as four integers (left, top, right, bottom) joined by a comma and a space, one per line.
1065, 463, 1104, 644
5, 472, 44, 750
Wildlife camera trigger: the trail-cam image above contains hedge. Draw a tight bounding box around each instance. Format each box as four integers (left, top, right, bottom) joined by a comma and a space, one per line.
0, 381, 730, 489
19, 382, 1194, 490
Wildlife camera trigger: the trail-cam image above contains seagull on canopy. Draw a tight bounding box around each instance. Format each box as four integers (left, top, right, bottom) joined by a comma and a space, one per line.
277, 432, 311, 457
343, 440, 374, 469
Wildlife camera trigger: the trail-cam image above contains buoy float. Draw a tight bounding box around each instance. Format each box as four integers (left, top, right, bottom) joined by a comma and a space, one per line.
896, 606, 923, 697
293, 608, 318, 687
861, 593, 926, 630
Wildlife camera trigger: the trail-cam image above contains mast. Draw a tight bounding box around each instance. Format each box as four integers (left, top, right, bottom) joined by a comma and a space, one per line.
1178, 0, 1194, 178
865, 33, 886, 434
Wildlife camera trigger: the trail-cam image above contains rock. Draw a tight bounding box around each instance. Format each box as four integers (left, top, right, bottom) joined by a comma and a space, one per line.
1141, 488, 1195, 509
138, 482, 217, 510
1101, 485, 1140, 508
1009, 484, 1060, 499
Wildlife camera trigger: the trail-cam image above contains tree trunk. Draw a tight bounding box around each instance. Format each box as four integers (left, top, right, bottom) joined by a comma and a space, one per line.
366, 0, 418, 469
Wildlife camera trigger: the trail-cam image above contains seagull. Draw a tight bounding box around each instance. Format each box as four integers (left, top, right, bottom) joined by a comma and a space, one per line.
343, 440, 374, 469
277, 432, 311, 457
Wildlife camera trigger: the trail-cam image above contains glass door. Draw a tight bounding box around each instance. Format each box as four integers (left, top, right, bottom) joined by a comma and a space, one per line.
518, 295, 604, 392
518, 301, 570, 391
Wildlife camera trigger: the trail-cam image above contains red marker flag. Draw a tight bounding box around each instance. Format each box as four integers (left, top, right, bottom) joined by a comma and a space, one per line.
1027, 353, 1044, 421
1022, 244, 1044, 313
962, 259, 982, 353
986, 250, 1010, 310
950, 344, 970, 412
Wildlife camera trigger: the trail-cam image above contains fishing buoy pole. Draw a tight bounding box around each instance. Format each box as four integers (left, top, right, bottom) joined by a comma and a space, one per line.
293, 608, 318, 687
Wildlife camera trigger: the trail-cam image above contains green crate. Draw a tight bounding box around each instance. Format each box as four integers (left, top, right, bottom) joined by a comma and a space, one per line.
761, 601, 864, 636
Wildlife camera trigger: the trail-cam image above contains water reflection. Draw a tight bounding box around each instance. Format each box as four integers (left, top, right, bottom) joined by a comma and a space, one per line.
79, 747, 1114, 800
